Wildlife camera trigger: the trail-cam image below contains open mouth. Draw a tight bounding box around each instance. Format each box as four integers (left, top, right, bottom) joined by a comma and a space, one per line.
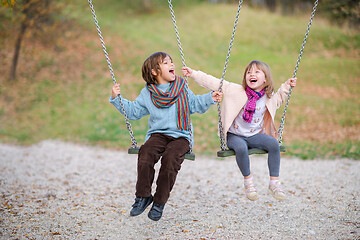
169, 69, 175, 76
250, 78, 257, 83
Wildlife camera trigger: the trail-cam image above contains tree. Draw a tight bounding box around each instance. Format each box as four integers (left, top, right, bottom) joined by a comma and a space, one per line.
142, 0, 151, 13
1, 0, 15, 8
265, 0, 277, 12
320, 0, 360, 29
4, 0, 63, 81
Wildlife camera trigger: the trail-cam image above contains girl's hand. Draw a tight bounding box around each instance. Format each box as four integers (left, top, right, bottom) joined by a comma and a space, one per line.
287, 77, 297, 87
212, 91, 223, 102
112, 84, 121, 99
182, 67, 193, 77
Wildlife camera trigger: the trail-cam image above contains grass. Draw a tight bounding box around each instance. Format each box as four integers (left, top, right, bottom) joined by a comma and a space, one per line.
0, 1, 359, 159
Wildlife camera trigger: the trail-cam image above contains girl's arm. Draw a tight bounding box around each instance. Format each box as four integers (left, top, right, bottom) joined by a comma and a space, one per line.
273, 77, 297, 108
182, 67, 230, 92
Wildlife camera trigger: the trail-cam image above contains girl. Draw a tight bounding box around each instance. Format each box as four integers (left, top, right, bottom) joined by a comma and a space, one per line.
182, 60, 296, 201
110, 52, 222, 220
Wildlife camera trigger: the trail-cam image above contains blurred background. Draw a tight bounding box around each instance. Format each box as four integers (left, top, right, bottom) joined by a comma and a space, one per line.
0, 0, 359, 159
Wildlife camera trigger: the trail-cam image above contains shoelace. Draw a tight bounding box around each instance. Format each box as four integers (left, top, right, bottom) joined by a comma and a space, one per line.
245, 182, 257, 193
270, 182, 284, 193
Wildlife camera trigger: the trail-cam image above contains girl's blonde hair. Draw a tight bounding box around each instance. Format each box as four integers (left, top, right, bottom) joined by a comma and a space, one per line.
242, 60, 274, 97
142, 52, 172, 85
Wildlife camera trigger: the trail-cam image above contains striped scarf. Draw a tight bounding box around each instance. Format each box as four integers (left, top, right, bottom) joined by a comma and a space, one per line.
147, 76, 190, 130
243, 86, 265, 123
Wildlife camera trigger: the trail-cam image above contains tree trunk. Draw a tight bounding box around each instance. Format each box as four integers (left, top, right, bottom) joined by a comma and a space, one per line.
142, 0, 151, 13
265, 0, 277, 12
9, 19, 27, 81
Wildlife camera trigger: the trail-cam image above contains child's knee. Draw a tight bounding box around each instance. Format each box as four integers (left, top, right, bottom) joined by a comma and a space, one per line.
161, 152, 183, 172
267, 138, 280, 152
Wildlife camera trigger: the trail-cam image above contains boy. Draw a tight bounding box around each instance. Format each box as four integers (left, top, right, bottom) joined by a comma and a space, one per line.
109, 52, 222, 221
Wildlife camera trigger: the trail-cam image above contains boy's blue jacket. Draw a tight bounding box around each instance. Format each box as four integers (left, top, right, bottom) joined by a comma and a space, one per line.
109, 82, 215, 145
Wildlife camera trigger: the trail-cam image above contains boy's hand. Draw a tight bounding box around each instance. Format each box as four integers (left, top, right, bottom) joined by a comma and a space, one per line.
287, 77, 297, 87
182, 67, 193, 77
212, 91, 223, 102
112, 84, 121, 99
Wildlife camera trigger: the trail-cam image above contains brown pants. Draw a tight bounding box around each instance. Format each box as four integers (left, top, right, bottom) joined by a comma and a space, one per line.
136, 133, 190, 204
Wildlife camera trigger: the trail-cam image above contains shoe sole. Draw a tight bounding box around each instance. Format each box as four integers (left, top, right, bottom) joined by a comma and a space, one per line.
148, 204, 164, 221
130, 196, 153, 216
148, 213, 162, 221
246, 194, 259, 201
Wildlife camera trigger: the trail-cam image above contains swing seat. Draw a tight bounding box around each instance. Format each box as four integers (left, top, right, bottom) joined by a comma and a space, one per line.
217, 145, 286, 157
128, 146, 196, 161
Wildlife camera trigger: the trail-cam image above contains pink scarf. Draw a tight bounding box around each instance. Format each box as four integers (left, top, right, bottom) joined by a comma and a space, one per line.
243, 86, 265, 123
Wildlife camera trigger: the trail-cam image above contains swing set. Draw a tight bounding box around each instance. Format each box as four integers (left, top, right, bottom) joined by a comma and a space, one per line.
88, 0, 319, 161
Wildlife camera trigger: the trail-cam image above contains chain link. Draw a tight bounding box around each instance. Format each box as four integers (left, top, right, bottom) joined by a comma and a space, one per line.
88, 0, 137, 148
277, 0, 318, 145
217, 0, 243, 151
168, 0, 194, 152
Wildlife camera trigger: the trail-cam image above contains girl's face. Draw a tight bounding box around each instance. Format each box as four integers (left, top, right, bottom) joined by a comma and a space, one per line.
245, 65, 266, 92
153, 56, 176, 85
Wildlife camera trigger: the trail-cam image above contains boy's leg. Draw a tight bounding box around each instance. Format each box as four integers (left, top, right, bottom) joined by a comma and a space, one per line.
153, 136, 190, 205
226, 132, 251, 176
130, 133, 169, 217
136, 133, 168, 198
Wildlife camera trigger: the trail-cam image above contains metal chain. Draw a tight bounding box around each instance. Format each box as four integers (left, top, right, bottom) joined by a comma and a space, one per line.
168, 0, 193, 152
88, 0, 137, 148
217, 0, 243, 151
277, 0, 318, 145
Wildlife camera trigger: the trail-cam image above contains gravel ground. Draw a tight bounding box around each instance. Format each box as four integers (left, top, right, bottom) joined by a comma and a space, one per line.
0, 140, 359, 240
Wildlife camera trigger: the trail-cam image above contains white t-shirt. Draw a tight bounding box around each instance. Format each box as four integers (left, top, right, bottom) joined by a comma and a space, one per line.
228, 95, 267, 137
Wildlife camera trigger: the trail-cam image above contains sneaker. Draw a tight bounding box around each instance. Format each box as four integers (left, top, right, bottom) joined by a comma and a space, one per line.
130, 195, 153, 216
244, 179, 259, 201
268, 180, 286, 200
148, 202, 165, 221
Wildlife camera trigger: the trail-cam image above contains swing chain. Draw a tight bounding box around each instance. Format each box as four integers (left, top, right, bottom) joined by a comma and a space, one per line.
168, 0, 193, 152
218, 0, 243, 92
277, 0, 318, 146
218, 0, 244, 151
88, 0, 137, 148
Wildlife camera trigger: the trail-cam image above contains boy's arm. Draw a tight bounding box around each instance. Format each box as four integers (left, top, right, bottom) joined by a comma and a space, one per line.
187, 89, 216, 114
109, 89, 149, 120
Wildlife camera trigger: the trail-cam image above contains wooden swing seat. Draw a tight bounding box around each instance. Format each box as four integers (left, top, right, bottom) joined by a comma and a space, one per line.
217, 145, 286, 157
128, 146, 196, 161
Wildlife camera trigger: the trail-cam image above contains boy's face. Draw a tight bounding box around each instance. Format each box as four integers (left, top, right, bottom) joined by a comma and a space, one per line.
152, 56, 176, 85
245, 65, 266, 92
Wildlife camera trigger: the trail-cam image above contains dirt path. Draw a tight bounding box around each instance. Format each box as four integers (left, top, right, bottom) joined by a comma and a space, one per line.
0, 140, 359, 239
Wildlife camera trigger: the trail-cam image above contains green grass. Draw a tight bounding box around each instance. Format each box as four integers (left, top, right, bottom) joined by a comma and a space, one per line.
0, 1, 359, 159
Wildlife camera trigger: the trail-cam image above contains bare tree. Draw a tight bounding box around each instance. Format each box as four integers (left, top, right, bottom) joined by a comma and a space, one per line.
7, 0, 62, 81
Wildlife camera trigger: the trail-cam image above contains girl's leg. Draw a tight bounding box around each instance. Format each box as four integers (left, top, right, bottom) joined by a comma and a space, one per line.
136, 133, 168, 198
247, 133, 285, 200
226, 132, 251, 177
227, 133, 259, 201
247, 133, 280, 177
154, 136, 189, 204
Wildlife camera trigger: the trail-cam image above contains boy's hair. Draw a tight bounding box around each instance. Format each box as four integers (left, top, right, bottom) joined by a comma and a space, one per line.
142, 52, 172, 85
242, 60, 274, 97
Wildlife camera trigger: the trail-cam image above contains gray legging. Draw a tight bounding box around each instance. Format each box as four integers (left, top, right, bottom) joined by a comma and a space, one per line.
226, 132, 280, 177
